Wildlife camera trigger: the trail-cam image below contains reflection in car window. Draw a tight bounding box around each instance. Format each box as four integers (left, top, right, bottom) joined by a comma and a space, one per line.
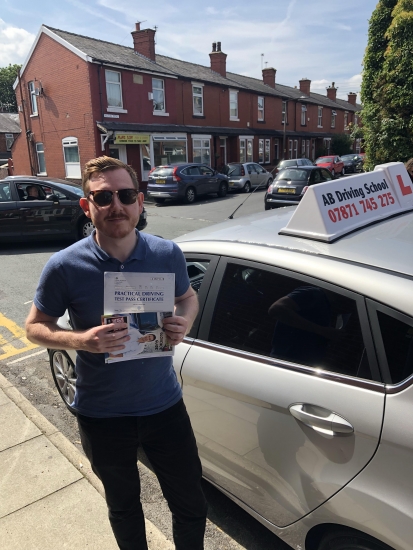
276, 169, 308, 181
40, 185, 67, 199
0, 182, 12, 201
186, 260, 210, 293
209, 263, 371, 379
377, 311, 413, 383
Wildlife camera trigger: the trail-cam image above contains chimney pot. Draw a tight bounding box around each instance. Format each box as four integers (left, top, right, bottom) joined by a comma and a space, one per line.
135, 22, 141, 31
131, 25, 156, 61
212, 42, 216, 52
217, 41, 221, 52
209, 43, 227, 77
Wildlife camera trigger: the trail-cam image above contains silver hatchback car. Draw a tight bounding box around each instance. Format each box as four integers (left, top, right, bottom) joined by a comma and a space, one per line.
51, 163, 413, 550
224, 162, 273, 192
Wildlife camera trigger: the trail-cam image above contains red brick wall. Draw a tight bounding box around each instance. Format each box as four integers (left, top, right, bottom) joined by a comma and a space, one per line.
13, 32, 97, 178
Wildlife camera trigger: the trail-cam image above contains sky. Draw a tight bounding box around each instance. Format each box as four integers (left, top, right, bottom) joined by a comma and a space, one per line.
1, 0, 379, 101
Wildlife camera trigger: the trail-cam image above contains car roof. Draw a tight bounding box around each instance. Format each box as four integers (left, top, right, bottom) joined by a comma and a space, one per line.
4, 176, 82, 189
277, 166, 319, 172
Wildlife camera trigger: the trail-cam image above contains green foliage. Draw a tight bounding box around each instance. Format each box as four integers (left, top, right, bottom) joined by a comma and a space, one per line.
331, 134, 353, 156
361, 0, 413, 169
348, 122, 364, 141
0, 64, 21, 112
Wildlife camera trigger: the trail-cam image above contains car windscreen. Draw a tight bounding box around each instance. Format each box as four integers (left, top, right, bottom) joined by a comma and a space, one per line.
278, 160, 297, 168
275, 169, 308, 181
315, 157, 332, 163
151, 168, 174, 177
224, 164, 242, 176
53, 182, 83, 196
341, 155, 357, 160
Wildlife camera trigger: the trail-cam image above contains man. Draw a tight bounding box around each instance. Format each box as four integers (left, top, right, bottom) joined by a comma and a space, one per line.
25, 156, 207, 550
25, 185, 40, 199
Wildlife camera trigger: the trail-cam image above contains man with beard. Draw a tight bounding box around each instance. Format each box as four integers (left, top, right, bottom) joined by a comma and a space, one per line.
25, 156, 207, 550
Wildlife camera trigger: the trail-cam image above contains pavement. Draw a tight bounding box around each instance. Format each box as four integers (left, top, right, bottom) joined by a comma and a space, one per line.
0, 371, 173, 550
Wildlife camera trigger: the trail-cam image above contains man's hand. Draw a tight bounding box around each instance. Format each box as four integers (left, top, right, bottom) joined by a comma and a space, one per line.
79, 323, 130, 353
162, 315, 188, 345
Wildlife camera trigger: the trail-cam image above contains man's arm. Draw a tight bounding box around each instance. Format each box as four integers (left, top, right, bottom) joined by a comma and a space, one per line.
162, 286, 199, 345
25, 304, 130, 353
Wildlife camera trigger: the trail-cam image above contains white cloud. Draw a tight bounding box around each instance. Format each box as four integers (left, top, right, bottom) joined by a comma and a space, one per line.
0, 19, 35, 65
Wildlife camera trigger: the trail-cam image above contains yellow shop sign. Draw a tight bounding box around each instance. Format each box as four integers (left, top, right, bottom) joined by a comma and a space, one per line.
114, 134, 150, 144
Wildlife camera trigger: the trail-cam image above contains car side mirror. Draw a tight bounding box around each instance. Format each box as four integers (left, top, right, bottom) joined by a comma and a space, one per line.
46, 193, 60, 204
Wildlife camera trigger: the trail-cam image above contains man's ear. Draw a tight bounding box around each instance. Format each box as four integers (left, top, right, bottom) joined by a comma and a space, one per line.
79, 197, 91, 218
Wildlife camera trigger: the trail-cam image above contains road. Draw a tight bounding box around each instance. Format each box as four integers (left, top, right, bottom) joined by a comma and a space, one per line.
0, 188, 291, 550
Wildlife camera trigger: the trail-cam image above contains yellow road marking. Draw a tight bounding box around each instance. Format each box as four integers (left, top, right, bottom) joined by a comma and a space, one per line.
0, 312, 38, 361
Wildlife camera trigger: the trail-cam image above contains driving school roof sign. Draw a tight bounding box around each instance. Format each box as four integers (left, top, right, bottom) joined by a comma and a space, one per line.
279, 162, 413, 242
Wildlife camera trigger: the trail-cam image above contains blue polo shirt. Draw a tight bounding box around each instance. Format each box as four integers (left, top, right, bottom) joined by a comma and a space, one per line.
34, 232, 189, 417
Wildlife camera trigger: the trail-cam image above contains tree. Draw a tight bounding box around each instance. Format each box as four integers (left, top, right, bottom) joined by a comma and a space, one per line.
331, 134, 353, 156
361, 0, 413, 169
0, 64, 21, 112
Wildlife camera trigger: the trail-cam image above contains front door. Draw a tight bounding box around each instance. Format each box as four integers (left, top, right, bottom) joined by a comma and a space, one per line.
140, 144, 152, 182
109, 145, 127, 164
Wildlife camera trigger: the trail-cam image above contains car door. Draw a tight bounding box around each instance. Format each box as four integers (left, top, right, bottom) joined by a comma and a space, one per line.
199, 165, 218, 194
320, 168, 333, 182
182, 166, 206, 196
178, 256, 385, 528
253, 163, 267, 187
0, 181, 21, 238
246, 163, 259, 187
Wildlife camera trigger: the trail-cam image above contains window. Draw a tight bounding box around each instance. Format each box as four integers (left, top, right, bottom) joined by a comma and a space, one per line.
5, 134, 14, 151
282, 101, 288, 125
0, 182, 12, 202
306, 139, 310, 158
258, 96, 264, 121
258, 139, 264, 163
208, 262, 371, 378
376, 309, 413, 384
318, 106, 323, 127
323, 138, 331, 154
28, 81, 38, 115
193, 139, 210, 165
301, 104, 307, 126
246, 139, 253, 162
301, 140, 306, 157
265, 139, 270, 163
153, 137, 187, 165
331, 110, 337, 128
274, 139, 279, 162
293, 140, 298, 159
192, 85, 203, 116
288, 139, 293, 159
62, 137, 81, 178
344, 111, 349, 129
230, 90, 238, 119
240, 138, 246, 163
36, 142, 46, 175
105, 70, 122, 108
153, 78, 165, 112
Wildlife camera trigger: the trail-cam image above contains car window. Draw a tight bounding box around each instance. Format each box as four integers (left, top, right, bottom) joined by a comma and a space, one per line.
151, 168, 174, 177
0, 182, 12, 201
40, 185, 68, 199
377, 310, 413, 384
311, 170, 322, 184
320, 169, 333, 181
199, 166, 214, 176
254, 164, 265, 173
184, 166, 201, 176
208, 262, 371, 379
246, 164, 254, 174
276, 169, 308, 181
187, 260, 210, 293
225, 164, 242, 176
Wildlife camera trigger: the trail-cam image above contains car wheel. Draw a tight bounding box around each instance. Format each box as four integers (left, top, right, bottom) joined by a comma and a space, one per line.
154, 198, 166, 204
341, 168, 345, 176
331, 169, 336, 178
266, 178, 273, 189
49, 350, 77, 414
184, 186, 196, 204
244, 181, 251, 193
265, 202, 272, 211
217, 181, 228, 197
78, 218, 95, 239
318, 529, 392, 550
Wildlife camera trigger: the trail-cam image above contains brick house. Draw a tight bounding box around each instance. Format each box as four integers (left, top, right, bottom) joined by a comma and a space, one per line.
0, 112, 20, 164
12, 24, 361, 188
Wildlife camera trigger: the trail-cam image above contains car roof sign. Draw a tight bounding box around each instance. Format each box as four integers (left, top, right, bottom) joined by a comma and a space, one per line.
279, 162, 413, 243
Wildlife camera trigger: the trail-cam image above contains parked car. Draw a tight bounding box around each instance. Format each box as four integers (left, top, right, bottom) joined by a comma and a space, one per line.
147, 163, 228, 204
223, 162, 273, 192
0, 176, 147, 242
49, 163, 413, 550
340, 154, 364, 173
314, 155, 345, 177
264, 166, 333, 209
274, 157, 313, 175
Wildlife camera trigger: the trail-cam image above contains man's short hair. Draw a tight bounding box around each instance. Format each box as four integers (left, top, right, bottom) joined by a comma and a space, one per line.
405, 158, 413, 174
26, 185, 38, 194
82, 156, 139, 194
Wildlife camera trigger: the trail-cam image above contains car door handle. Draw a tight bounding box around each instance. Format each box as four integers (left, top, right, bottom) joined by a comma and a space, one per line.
289, 403, 354, 436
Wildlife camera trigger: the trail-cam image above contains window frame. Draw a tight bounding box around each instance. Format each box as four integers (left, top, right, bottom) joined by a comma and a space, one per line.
192, 83, 204, 116
62, 136, 81, 179
301, 104, 307, 126
258, 139, 264, 163
258, 96, 264, 121
28, 81, 38, 115
317, 106, 323, 128
5, 133, 14, 151
192, 137, 211, 165
282, 101, 288, 125
264, 139, 270, 163
105, 69, 123, 109
196, 256, 381, 384
152, 78, 166, 113
344, 111, 349, 130
331, 110, 337, 129
229, 90, 239, 120
35, 142, 46, 175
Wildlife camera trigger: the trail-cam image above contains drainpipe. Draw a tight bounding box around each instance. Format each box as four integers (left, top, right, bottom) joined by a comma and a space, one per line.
17, 69, 35, 175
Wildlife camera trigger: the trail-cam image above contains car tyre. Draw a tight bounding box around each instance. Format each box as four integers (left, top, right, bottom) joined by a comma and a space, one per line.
318, 529, 392, 550
49, 350, 77, 414
265, 202, 272, 211
244, 181, 251, 193
331, 169, 336, 178
78, 218, 95, 239
217, 181, 228, 198
154, 198, 166, 204
266, 177, 273, 189
341, 168, 345, 176
184, 186, 196, 204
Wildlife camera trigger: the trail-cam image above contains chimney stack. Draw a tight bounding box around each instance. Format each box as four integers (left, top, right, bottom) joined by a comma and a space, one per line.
299, 78, 311, 96
326, 82, 337, 101
347, 92, 357, 105
262, 67, 276, 89
209, 42, 227, 78
131, 23, 156, 62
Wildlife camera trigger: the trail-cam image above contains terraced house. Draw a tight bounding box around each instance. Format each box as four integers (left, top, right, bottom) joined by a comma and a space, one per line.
12, 23, 361, 188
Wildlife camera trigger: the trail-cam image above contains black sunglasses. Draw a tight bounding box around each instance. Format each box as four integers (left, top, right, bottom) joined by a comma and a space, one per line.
88, 188, 139, 207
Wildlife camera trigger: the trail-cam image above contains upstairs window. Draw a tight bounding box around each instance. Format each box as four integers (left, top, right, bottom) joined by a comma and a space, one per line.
344, 111, 349, 129
28, 81, 38, 115
230, 90, 238, 119
62, 137, 81, 179
258, 96, 264, 121
318, 106, 323, 127
105, 70, 123, 108
153, 78, 165, 112
282, 101, 288, 124
331, 110, 337, 128
193, 85, 204, 116
301, 104, 307, 126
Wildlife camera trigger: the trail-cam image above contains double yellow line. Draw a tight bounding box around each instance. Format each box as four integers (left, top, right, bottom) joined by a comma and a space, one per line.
0, 312, 38, 361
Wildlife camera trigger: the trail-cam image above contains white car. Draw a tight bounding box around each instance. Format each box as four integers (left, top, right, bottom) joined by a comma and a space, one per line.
50, 162, 413, 550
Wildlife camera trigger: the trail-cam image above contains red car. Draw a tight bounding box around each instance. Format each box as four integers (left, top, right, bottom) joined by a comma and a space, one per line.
314, 155, 345, 177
